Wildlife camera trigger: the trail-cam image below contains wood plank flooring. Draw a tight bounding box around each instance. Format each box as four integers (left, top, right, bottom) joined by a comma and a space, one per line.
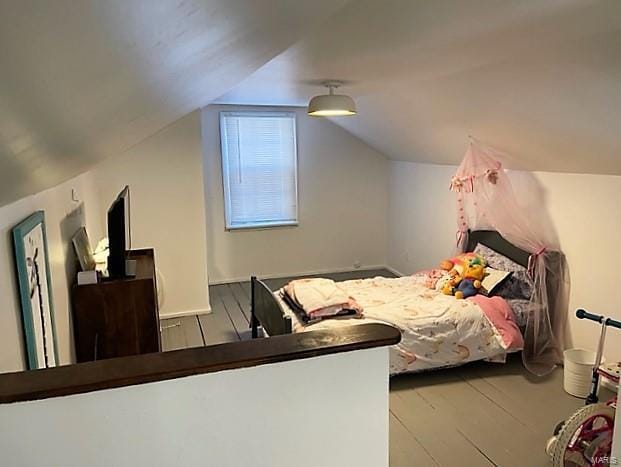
160, 269, 610, 467
162, 269, 394, 349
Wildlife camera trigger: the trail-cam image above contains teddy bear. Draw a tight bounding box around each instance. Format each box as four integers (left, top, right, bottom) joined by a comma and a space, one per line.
440, 253, 478, 275
441, 268, 462, 296
438, 254, 487, 299
453, 257, 487, 299
439, 259, 455, 272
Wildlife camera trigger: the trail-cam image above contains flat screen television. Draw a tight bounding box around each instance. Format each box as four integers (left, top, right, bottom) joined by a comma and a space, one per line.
107, 186, 131, 278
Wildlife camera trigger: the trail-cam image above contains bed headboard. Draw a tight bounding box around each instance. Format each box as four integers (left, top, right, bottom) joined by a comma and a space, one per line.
466, 230, 530, 267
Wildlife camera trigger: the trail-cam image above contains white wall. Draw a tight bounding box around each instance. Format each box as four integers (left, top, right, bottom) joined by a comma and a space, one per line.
0, 172, 102, 373
0, 347, 390, 467
90, 111, 210, 317
388, 162, 457, 275
387, 161, 621, 360
537, 171, 621, 360
202, 105, 389, 283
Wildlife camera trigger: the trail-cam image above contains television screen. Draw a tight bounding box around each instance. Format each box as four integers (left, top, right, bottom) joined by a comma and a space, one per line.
107, 186, 131, 278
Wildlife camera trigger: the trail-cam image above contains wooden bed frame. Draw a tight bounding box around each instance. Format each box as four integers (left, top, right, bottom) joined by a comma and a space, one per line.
250, 230, 536, 339
466, 230, 530, 267
250, 276, 292, 338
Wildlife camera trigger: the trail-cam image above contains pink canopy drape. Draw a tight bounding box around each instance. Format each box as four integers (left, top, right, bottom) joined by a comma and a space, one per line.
451, 140, 569, 376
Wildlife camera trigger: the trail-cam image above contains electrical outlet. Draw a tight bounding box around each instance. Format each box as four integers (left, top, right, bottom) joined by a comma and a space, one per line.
353, 260, 361, 269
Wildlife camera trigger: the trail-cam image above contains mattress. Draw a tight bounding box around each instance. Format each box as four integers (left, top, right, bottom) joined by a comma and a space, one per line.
276, 276, 520, 375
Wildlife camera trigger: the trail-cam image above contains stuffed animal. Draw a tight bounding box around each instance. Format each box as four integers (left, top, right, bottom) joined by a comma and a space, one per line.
441, 269, 461, 295
439, 256, 462, 295
440, 253, 478, 275
439, 259, 454, 272
454, 257, 487, 299
439, 254, 487, 299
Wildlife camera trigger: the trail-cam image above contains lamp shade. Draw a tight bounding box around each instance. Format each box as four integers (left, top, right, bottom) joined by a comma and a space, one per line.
307, 93, 356, 117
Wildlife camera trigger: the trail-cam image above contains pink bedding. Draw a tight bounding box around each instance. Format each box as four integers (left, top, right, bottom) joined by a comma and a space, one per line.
412, 268, 524, 352
279, 275, 522, 374
470, 295, 524, 351
284, 278, 363, 320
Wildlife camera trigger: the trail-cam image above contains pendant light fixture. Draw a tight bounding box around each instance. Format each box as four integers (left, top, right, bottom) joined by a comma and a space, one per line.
307, 81, 357, 117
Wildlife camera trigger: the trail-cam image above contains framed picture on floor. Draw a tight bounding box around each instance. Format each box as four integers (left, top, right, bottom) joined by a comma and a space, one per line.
12, 211, 58, 369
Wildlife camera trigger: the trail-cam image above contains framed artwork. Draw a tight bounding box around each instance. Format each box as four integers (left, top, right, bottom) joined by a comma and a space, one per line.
12, 211, 58, 369
71, 226, 96, 271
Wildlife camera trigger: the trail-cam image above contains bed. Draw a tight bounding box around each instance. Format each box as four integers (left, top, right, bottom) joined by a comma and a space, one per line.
250, 230, 551, 374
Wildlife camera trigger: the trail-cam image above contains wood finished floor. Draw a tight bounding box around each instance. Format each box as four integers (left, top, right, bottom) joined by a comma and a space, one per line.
161, 269, 609, 467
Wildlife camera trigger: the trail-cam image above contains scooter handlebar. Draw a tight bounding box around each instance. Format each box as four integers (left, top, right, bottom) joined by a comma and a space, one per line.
576, 309, 621, 329
576, 309, 603, 322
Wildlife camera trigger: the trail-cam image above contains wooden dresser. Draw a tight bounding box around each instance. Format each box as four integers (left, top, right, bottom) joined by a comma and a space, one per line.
71, 248, 161, 362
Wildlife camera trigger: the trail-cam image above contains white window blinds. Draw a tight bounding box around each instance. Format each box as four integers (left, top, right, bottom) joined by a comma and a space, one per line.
220, 111, 298, 229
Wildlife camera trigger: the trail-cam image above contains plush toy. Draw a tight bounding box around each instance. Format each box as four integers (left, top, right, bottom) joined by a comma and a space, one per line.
439, 254, 487, 299
454, 257, 487, 299
441, 269, 461, 295
439, 259, 454, 272
440, 253, 478, 275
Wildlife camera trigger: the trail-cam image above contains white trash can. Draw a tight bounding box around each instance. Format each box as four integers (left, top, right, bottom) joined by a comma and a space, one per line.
564, 349, 598, 398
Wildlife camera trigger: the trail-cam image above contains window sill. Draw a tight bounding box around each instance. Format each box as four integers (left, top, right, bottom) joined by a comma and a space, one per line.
225, 222, 299, 232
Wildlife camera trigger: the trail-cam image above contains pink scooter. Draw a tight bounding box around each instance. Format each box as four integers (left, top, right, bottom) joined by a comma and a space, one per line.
546, 309, 620, 466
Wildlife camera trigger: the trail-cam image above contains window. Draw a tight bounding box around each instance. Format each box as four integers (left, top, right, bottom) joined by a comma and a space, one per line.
220, 111, 298, 230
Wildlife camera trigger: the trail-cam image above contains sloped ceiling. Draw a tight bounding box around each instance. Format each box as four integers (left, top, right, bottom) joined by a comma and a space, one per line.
217, 0, 621, 175
0, 0, 351, 207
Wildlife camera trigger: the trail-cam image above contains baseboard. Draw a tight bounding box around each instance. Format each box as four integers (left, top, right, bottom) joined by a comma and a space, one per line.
159, 307, 212, 320
384, 265, 405, 277
209, 265, 393, 285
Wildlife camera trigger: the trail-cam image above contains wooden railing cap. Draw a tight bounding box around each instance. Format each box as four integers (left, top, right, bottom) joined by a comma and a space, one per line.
0, 323, 400, 404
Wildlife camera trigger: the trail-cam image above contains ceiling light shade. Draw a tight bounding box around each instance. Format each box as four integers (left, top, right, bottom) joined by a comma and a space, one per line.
308, 81, 356, 117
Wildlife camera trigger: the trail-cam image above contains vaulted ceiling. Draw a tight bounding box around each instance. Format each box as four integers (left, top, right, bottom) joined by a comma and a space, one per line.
0, 0, 351, 206
218, 0, 621, 175
1, 0, 619, 208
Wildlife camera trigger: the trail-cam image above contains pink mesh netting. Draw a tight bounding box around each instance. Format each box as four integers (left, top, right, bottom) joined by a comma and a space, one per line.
451, 140, 569, 376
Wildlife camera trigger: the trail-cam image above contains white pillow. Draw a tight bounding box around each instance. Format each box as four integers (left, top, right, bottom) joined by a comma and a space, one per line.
481, 267, 513, 296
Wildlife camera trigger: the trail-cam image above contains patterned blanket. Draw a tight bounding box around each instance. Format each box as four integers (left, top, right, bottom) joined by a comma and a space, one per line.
276, 276, 523, 374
